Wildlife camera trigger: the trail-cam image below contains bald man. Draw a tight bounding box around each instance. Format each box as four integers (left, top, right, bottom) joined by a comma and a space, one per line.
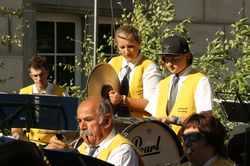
46, 97, 143, 166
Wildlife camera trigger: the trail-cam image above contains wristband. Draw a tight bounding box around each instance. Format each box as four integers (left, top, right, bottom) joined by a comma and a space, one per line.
122, 95, 126, 105
172, 116, 181, 125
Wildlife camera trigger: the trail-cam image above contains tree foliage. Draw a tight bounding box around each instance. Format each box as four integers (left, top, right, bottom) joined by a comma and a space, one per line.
0, 4, 29, 84
68, 0, 249, 106
197, 17, 250, 129
0, 4, 29, 47
66, 0, 191, 98
0, 0, 249, 133
116, 0, 190, 75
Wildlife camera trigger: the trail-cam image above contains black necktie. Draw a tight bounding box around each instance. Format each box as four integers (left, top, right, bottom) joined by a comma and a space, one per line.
116, 65, 131, 117
120, 65, 131, 96
88, 146, 99, 156
168, 75, 179, 115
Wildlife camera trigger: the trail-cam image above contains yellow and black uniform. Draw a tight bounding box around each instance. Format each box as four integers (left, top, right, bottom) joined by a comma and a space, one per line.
110, 55, 156, 118
20, 84, 66, 96
155, 70, 204, 135
180, 157, 235, 166
78, 133, 143, 166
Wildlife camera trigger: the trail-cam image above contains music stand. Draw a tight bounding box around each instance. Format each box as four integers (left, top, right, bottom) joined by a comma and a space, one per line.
43, 149, 114, 166
215, 92, 250, 123
215, 92, 250, 166
0, 94, 78, 131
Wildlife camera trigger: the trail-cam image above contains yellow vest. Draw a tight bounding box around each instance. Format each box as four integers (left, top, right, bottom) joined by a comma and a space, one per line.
19, 84, 66, 146
78, 133, 144, 166
180, 157, 235, 166
155, 71, 204, 135
110, 56, 152, 117
20, 84, 66, 96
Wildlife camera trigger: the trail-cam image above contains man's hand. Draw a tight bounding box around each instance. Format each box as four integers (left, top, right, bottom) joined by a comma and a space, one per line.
159, 116, 174, 124
45, 135, 69, 150
11, 131, 20, 139
108, 90, 122, 105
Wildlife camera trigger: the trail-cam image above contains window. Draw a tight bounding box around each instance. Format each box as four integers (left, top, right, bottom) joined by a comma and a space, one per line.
36, 14, 81, 87
97, 22, 118, 60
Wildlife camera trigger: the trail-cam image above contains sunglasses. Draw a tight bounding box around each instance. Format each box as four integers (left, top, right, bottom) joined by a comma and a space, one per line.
181, 132, 206, 142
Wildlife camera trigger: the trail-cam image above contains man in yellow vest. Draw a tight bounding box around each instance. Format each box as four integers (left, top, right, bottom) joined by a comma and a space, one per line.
45, 97, 143, 166
108, 25, 162, 118
145, 35, 213, 135
11, 55, 69, 145
180, 112, 235, 166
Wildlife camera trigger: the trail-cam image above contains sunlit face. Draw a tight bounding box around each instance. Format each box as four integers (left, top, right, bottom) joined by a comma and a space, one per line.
29, 67, 48, 91
161, 53, 190, 74
76, 100, 106, 147
116, 34, 140, 63
182, 127, 212, 165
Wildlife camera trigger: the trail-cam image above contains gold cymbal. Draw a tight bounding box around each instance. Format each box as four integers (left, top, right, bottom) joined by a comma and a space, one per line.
87, 62, 120, 99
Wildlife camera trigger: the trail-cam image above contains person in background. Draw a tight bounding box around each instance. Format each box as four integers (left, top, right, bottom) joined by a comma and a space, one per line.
20, 55, 68, 96
108, 25, 162, 117
11, 55, 69, 145
145, 35, 213, 135
45, 97, 143, 166
180, 112, 235, 166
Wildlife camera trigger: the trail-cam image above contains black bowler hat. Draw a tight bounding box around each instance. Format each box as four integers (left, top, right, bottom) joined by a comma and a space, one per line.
158, 35, 190, 56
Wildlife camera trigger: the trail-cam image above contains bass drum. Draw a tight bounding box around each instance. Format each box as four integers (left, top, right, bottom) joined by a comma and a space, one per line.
122, 120, 183, 166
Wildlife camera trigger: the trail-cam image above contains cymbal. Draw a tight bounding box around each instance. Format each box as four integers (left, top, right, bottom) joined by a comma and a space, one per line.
87, 62, 120, 100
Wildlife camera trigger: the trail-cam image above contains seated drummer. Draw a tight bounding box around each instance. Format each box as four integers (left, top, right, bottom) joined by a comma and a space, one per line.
11, 55, 69, 146
108, 25, 162, 118
45, 97, 143, 166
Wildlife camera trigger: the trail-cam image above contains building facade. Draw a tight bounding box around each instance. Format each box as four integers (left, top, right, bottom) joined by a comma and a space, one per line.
0, 0, 249, 92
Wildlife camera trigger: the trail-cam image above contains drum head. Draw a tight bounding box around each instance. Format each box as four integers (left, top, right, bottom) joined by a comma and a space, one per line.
122, 120, 183, 166
87, 62, 120, 100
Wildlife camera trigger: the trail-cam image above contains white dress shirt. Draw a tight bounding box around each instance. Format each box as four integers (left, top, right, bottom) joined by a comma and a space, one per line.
145, 66, 213, 115
188, 155, 218, 166
110, 53, 162, 100
32, 83, 69, 96
87, 129, 139, 166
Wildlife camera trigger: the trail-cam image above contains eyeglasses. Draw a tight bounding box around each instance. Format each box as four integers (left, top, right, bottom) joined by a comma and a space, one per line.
181, 132, 206, 142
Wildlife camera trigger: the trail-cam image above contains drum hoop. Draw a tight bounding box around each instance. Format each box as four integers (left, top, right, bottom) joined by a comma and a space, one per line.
122, 120, 183, 157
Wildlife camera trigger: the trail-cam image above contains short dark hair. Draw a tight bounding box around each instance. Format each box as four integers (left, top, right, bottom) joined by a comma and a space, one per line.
28, 55, 49, 72
181, 112, 227, 156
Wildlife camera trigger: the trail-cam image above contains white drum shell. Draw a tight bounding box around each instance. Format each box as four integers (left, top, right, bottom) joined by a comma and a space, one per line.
120, 120, 183, 166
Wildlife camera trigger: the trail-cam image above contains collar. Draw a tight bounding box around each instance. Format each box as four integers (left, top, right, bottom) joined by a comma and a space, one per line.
98, 128, 116, 149
122, 52, 143, 70
172, 65, 193, 79
189, 154, 218, 166
203, 155, 218, 166
32, 82, 52, 94
86, 128, 116, 152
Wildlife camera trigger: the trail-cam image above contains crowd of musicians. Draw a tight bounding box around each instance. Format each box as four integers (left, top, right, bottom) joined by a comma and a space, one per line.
0, 25, 236, 166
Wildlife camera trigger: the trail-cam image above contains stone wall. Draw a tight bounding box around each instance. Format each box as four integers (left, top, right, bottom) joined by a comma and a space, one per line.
173, 0, 249, 56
